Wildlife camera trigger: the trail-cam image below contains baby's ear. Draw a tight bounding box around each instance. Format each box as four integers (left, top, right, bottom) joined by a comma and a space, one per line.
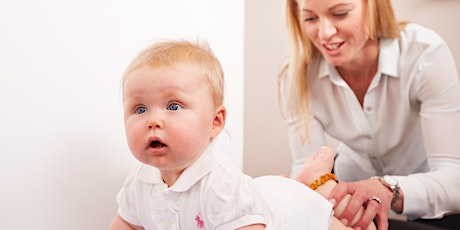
211, 105, 226, 138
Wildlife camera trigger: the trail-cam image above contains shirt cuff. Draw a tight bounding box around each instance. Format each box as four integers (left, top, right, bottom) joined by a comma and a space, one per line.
394, 175, 428, 219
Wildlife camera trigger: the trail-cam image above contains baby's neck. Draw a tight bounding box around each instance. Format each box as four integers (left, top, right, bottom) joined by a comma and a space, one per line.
161, 170, 184, 187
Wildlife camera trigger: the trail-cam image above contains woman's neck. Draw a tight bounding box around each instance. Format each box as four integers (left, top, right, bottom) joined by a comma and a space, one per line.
336, 39, 380, 107
337, 39, 379, 79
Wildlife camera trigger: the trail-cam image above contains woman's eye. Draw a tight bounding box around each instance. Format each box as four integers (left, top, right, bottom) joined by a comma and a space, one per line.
333, 11, 349, 17
135, 107, 147, 114
304, 16, 317, 22
167, 103, 182, 111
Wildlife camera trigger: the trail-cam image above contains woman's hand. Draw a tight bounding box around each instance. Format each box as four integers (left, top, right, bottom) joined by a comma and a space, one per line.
328, 178, 393, 230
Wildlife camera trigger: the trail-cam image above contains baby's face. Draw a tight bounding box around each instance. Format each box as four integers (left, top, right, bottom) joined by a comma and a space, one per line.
123, 64, 221, 178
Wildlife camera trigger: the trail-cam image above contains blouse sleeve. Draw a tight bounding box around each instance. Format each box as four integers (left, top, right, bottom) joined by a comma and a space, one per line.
401, 39, 460, 218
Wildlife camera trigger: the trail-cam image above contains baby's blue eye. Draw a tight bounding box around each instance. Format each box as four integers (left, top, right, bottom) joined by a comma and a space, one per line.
168, 103, 182, 111
135, 107, 147, 114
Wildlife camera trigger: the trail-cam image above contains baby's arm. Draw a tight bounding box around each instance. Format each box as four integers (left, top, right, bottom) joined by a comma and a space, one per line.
109, 214, 144, 230
296, 147, 376, 230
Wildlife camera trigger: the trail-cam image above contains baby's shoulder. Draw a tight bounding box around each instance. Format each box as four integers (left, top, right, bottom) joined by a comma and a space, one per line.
205, 163, 256, 194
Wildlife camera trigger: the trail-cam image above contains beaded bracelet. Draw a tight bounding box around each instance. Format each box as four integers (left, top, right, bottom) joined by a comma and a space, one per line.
309, 173, 337, 190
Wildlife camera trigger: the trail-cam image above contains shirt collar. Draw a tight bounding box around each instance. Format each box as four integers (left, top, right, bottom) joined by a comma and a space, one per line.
137, 141, 223, 192
316, 37, 400, 80
317, 57, 330, 79
379, 37, 399, 78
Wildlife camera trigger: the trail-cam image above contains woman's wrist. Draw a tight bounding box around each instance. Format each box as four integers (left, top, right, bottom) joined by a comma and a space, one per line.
392, 189, 404, 213
373, 176, 404, 213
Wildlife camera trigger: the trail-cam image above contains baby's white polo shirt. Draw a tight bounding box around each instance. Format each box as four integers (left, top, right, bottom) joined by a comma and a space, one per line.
116, 143, 273, 230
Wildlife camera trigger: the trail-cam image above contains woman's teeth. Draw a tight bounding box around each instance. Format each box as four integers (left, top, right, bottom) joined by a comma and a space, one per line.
325, 43, 341, 50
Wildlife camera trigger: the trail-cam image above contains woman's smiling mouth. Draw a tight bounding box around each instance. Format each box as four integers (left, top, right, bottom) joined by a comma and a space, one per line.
324, 42, 344, 50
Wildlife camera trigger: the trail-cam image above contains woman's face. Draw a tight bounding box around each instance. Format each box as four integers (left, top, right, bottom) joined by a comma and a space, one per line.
299, 0, 371, 67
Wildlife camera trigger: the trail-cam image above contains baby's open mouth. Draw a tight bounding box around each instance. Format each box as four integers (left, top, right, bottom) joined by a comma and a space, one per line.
150, 140, 167, 148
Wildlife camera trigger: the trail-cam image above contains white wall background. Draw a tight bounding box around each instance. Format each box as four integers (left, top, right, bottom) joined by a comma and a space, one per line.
0, 1, 244, 229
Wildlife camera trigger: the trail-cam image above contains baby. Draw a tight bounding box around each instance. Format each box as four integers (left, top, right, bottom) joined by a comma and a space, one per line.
109, 39, 371, 230
110, 39, 273, 229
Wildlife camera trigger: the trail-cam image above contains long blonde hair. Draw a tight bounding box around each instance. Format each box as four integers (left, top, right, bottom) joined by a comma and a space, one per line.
280, 0, 403, 142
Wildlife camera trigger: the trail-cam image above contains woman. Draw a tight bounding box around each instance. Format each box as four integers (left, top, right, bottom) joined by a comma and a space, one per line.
279, 0, 460, 229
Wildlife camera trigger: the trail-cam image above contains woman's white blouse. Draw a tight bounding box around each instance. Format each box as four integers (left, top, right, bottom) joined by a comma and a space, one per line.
284, 23, 460, 219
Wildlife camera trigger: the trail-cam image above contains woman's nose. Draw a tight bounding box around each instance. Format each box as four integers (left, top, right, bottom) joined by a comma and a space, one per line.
318, 19, 337, 41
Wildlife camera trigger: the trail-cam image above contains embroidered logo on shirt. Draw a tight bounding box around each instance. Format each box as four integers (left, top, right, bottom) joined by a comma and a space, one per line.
195, 213, 204, 228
